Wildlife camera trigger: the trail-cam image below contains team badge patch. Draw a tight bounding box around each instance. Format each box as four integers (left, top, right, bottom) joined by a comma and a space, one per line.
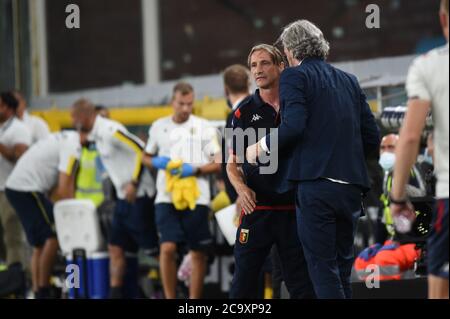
239, 229, 249, 244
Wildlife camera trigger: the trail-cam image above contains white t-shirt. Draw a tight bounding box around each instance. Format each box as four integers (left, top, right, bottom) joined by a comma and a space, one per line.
146, 115, 221, 205
0, 117, 32, 191
22, 111, 50, 144
6, 131, 81, 193
406, 43, 449, 199
88, 116, 156, 200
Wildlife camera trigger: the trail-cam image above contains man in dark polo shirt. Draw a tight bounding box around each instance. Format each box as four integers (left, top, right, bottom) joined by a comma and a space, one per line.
222, 64, 251, 204
226, 44, 315, 299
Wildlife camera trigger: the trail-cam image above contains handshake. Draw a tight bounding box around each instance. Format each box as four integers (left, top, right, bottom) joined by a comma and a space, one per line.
151, 156, 197, 178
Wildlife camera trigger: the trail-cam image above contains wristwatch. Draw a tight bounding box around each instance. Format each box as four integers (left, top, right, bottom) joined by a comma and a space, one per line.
389, 195, 408, 205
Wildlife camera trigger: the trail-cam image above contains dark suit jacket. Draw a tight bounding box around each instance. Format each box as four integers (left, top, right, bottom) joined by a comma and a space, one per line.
266, 58, 380, 193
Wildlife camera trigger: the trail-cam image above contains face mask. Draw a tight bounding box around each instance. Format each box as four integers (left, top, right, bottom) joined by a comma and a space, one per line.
423, 150, 433, 165
379, 152, 396, 171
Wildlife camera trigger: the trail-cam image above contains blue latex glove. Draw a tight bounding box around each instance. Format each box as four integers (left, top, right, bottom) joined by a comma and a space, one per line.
358, 243, 382, 261
151, 156, 171, 170
171, 163, 197, 178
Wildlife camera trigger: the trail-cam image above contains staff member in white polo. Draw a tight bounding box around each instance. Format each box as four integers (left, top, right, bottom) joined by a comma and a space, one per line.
0, 92, 32, 271
143, 82, 221, 299
5, 131, 81, 298
70, 99, 157, 299
12, 90, 50, 144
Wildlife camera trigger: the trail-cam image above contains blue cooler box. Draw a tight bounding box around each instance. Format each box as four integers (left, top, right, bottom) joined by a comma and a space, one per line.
66, 252, 139, 299
66, 252, 109, 299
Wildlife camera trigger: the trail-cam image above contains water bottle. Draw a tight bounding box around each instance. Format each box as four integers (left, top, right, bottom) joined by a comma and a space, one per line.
177, 254, 192, 286
393, 213, 414, 234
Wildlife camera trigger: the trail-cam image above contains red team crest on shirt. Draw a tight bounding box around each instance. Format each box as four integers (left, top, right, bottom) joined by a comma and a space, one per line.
239, 229, 249, 244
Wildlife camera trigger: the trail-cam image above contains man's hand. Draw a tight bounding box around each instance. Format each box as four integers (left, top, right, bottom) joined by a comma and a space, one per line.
389, 200, 414, 217
246, 141, 263, 166
124, 182, 138, 203
234, 201, 243, 227
236, 184, 257, 215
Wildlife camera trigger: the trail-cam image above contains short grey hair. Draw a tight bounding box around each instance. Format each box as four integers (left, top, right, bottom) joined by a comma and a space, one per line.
279, 20, 330, 61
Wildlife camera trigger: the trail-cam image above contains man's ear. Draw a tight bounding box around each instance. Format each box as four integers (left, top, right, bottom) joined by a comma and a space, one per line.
440, 12, 449, 38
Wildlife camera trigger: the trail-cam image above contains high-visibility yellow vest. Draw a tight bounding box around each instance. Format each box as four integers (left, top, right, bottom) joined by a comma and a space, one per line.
381, 168, 422, 237
381, 175, 395, 237
75, 147, 104, 207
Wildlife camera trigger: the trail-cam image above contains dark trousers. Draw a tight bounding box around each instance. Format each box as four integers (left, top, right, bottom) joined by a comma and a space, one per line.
271, 245, 284, 299
230, 210, 315, 299
296, 179, 362, 299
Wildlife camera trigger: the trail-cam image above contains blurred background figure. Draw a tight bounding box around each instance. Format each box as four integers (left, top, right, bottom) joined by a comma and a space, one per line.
75, 105, 116, 240
222, 64, 251, 206
378, 134, 428, 239
5, 131, 81, 298
379, 134, 399, 172
12, 90, 50, 144
0, 92, 31, 297
143, 82, 221, 299
354, 132, 432, 283
390, 0, 449, 299
71, 99, 158, 299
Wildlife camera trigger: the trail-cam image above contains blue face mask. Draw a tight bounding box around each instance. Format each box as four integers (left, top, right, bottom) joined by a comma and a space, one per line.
379, 152, 396, 171
423, 150, 433, 165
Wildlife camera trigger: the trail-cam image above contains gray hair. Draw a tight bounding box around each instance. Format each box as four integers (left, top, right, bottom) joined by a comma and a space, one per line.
279, 20, 330, 61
